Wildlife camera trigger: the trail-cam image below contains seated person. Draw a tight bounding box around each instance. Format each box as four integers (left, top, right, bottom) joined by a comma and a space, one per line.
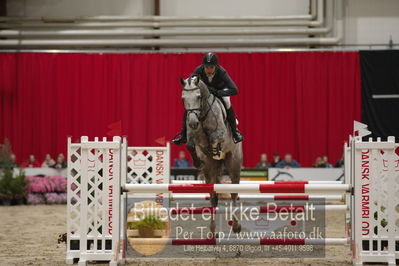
313, 157, 323, 168
271, 153, 282, 167
10, 153, 18, 168
335, 158, 344, 168
276, 153, 300, 168
335, 151, 344, 167
21, 154, 41, 168
256, 153, 271, 169
42, 154, 56, 168
322, 155, 333, 168
51, 153, 67, 169
173, 151, 191, 168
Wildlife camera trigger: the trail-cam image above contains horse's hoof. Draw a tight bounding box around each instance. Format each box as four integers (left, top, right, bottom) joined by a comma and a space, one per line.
218, 193, 231, 200
232, 223, 241, 233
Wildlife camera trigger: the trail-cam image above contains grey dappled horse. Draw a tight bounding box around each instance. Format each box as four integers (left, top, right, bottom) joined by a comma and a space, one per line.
179, 75, 243, 235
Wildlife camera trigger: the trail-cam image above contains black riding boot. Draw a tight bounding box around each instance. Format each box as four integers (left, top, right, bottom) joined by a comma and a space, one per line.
172, 111, 187, 146
226, 107, 244, 143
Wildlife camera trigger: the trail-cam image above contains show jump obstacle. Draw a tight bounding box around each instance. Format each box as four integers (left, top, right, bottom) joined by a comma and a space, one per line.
66, 122, 399, 265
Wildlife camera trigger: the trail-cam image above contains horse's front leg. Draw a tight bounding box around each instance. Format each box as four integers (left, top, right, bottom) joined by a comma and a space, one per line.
231, 192, 241, 233
209, 132, 225, 160
210, 193, 218, 238
186, 141, 203, 168
225, 153, 242, 234
205, 160, 221, 239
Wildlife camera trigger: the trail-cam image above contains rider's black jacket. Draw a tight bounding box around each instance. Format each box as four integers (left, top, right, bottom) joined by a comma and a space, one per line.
192, 65, 238, 97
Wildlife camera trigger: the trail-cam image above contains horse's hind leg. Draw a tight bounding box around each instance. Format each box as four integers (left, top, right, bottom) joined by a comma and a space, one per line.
230, 193, 241, 233
224, 152, 242, 233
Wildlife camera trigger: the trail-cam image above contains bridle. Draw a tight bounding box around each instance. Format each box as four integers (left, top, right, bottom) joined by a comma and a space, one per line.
183, 86, 216, 122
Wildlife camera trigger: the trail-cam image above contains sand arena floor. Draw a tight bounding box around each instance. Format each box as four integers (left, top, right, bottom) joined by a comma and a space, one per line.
0, 205, 352, 266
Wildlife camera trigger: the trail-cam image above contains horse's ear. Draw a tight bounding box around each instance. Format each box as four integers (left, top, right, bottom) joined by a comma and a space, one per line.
179, 77, 185, 86
194, 76, 200, 85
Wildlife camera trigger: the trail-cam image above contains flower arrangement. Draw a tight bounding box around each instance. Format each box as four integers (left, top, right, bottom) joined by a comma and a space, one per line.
25, 176, 67, 193
25, 176, 67, 205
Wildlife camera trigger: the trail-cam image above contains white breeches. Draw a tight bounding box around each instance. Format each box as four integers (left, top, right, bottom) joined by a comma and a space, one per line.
222, 96, 231, 109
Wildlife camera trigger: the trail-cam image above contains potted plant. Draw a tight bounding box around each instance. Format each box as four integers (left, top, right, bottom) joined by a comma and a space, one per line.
0, 167, 13, 205
126, 221, 139, 237
0, 168, 26, 205
128, 215, 166, 238
10, 169, 26, 204
0, 142, 26, 205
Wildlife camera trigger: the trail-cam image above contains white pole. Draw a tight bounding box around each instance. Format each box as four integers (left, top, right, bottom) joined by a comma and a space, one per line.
130, 204, 348, 215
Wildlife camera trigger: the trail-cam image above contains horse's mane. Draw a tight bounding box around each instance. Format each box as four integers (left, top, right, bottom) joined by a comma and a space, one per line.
195, 78, 210, 98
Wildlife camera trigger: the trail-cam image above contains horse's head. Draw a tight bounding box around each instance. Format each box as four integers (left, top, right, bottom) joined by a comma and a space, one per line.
179, 75, 210, 130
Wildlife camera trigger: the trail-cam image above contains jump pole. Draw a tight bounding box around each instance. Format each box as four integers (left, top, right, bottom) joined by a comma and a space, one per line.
123, 183, 351, 194
171, 180, 344, 184
130, 204, 349, 215
128, 237, 350, 246
168, 194, 345, 201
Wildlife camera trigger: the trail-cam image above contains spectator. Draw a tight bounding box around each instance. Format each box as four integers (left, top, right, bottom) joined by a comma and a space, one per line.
322, 155, 333, 168
173, 151, 191, 168
21, 154, 41, 168
256, 153, 271, 169
51, 153, 67, 169
276, 153, 300, 168
335, 158, 344, 168
10, 153, 18, 168
335, 152, 344, 168
313, 157, 323, 168
271, 153, 282, 167
42, 154, 56, 168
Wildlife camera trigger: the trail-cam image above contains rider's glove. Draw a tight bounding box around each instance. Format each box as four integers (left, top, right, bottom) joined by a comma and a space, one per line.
217, 88, 230, 97
208, 87, 217, 95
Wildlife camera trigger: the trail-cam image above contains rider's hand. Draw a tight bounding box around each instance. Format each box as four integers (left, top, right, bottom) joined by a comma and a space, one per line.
217, 88, 229, 97
208, 87, 217, 94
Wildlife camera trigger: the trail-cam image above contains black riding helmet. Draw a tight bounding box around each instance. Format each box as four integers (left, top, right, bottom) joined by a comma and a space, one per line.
202, 52, 218, 67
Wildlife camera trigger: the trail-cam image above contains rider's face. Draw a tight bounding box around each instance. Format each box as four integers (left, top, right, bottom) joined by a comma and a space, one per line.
205, 65, 216, 76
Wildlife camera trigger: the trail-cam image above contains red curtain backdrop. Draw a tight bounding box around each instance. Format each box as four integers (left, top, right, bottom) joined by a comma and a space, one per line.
0, 52, 361, 167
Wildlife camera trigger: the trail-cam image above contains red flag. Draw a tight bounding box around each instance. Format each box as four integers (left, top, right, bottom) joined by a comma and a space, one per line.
107, 120, 122, 137
154, 136, 166, 146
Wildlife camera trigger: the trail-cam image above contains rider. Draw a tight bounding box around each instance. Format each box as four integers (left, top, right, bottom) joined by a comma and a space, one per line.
172, 52, 244, 145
